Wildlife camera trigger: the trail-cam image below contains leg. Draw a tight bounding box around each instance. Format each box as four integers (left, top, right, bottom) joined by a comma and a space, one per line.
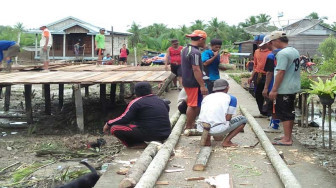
172, 77, 177, 87
255, 80, 266, 115
221, 116, 247, 147
184, 87, 203, 129
277, 120, 293, 145
177, 76, 182, 88
110, 125, 146, 147
222, 124, 245, 147
186, 106, 200, 129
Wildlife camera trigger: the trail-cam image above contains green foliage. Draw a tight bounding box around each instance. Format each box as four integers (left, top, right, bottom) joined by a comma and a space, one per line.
308, 76, 336, 99
0, 24, 35, 47
301, 72, 313, 90
318, 35, 336, 61
319, 58, 336, 74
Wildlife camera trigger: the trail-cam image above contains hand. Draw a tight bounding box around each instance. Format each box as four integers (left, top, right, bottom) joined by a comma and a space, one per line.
262, 88, 269, 98
43, 45, 47, 51
200, 86, 208, 96
213, 51, 219, 57
248, 77, 253, 84
103, 123, 110, 134
268, 90, 278, 100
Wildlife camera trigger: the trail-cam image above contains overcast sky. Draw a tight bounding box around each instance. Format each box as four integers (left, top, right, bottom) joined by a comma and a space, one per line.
2, 0, 335, 32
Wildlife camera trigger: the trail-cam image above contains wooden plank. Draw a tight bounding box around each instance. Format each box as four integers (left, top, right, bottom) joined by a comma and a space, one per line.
73, 84, 84, 132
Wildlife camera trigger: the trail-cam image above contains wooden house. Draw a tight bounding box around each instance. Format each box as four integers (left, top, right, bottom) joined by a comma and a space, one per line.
234, 19, 336, 56
27, 16, 132, 60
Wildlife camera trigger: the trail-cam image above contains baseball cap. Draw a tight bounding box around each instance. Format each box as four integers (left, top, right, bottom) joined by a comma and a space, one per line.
269, 31, 286, 41
213, 79, 229, 92
186, 30, 207, 39
259, 35, 271, 47
254, 34, 265, 42
100, 28, 106, 31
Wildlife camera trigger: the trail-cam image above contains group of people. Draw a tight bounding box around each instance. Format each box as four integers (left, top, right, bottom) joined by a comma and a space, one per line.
103, 30, 247, 148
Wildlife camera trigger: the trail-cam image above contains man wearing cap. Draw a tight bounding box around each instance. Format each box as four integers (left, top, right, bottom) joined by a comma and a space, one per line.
40, 26, 53, 71
248, 34, 271, 116
103, 82, 171, 148
95, 28, 105, 64
181, 30, 208, 129
268, 31, 300, 146
196, 79, 247, 147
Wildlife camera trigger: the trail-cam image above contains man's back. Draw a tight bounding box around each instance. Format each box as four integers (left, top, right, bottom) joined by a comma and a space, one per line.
181, 44, 202, 87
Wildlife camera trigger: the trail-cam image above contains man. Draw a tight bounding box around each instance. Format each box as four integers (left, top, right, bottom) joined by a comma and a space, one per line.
181, 30, 208, 129
0, 40, 20, 71
197, 79, 247, 147
260, 35, 282, 133
119, 44, 129, 65
40, 25, 53, 71
268, 31, 301, 146
95, 28, 105, 65
165, 39, 183, 90
103, 82, 171, 148
248, 34, 271, 116
202, 39, 222, 93
103, 53, 114, 65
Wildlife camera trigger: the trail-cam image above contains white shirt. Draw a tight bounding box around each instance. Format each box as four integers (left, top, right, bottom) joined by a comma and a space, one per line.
197, 92, 237, 134
40, 28, 53, 47
177, 88, 187, 105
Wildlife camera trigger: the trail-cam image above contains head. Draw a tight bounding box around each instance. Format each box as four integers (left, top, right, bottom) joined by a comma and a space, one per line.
269, 31, 288, 49
122, 44, 126, 48
134, 82, 152, 97
100, 28, 105, 34
186, 30, 207, 48
258, 35, 272, 50
39, 25, 47, 30
254, 34, 265, 46
210, 39, 222, 52
213, 79, 230, 93
171, 39, 179, 48
106, 53, 110, 57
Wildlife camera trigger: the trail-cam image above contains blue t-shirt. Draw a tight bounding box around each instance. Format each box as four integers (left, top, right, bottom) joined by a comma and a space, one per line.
0, 40, 16, 62
201, 49, 220, 81
264, 49, 282, 92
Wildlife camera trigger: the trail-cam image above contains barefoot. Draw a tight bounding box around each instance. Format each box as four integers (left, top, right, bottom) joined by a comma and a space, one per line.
204, 140, 212, 146
222, 141, 238, 147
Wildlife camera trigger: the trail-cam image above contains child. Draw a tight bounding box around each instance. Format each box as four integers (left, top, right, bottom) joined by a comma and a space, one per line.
246, 57, 254, 72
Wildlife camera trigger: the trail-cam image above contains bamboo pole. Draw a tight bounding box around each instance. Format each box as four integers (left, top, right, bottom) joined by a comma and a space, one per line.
170, 111, 180, 128
240, 106, 301, 188
328, 105, 332, 149
322, 105, 326, 148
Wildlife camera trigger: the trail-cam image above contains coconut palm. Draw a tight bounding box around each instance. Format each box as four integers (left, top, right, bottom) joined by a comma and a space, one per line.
207, 17, 228, 39
190, 20, 207, 31
256, 14, 271, 23
128, 22, 142, 48
306, 12, 328, 21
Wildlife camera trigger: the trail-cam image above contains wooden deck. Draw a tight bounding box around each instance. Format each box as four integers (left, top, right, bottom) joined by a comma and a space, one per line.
49, 64, 167, 72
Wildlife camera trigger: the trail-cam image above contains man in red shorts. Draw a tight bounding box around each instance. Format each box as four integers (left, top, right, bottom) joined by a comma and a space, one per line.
181, 30, 208, 129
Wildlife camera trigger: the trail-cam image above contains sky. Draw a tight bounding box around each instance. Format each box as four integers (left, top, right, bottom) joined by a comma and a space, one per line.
2, 0, 335, 33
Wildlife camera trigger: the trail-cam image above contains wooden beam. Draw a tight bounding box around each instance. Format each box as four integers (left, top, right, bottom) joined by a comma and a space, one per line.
59, 84, 64, 110
110, 83, 116, 105
100, 84, 106, 113
328, 105, 332, 149
193, 146, 212, 171
24, 84, 33, 124
44, 84, 51, 115
119, 83, 125, 102
4, 86, 11, 111
73, 84, 84, 132
85, 86, 89, 97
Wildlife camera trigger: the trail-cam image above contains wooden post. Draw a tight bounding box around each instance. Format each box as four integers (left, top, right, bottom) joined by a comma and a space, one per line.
85, 85, 89, 97
119, 83, 125, 102
193, 147, 212, 171
297, 94, 302, 127
24, 84, 33, 124
63, 34, 66, 58
110, 83, 116, 105
111, 26, 114, 57
59, 84, 64, 110
73, 84, 84, 132
100, 84, 106, 113
311, 99, 314, 122
300, 94, 306, 127
328, 105, 332, 149
130, 83, 135, 96
200, 122, 211, 146
44, 84, 51, 115
4, 86, 11, 111
322, 105, 326, 148
91, 35, 94, 58
305, 94, 309, 127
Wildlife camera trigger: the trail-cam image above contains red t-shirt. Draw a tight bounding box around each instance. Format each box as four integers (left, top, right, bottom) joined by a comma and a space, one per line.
169, 46, 183, 65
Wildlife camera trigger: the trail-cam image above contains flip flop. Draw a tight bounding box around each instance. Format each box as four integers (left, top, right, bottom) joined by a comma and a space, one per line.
273, 136, 284, 141
272, 140, 292, 146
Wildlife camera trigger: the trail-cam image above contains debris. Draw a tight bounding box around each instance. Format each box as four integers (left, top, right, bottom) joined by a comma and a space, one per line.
205, 174, 232, 188
279, 151, 284, 159
164, 168, 185, 173
11, 132, 18, 135
171, 164, 184, 168
156, 181, 169, 185
185, 177, 205, 181
7, 146, 13, 151
130, 158, 137, 164
101, 163, 109, 173
0, 161, 21, 173
263, 162, 272, 165
117, 168, 129, 175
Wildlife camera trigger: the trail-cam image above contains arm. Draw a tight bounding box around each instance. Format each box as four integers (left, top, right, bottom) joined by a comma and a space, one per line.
164, 49, 170, 70
94, 35, 99, 51
263, 71, 273, 97
192, 65, 208, 95
203, 51, 219, 66
126, 49, 129, 55
269, 70, 285, 100
106, 102, 138, 126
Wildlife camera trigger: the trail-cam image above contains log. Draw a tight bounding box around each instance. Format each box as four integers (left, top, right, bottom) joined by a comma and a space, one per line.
184, 129, 202, 136
4, 86, 11, 111
24, 85, 33, 124
200, 122, 211, 146
193, 146, 212, 171
35, 149, 99, 158
156, 181, 169, 185
73, 84, 84, 132
185, 177, 205, 181
240, 106, 301, 188
135, 114, 187, 188
157, 73, 176, 96
170, 111, 180, 128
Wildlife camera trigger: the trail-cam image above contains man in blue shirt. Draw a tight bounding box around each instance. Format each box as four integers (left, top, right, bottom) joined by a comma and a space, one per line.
0, 40, 20, 71
201, 39, 222, 93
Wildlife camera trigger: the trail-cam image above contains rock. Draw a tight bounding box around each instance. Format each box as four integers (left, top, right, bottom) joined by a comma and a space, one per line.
6, 146, 13, 151
117, 167, 129, 175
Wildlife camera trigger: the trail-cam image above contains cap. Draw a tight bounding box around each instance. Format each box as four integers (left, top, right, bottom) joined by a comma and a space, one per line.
100, 28, 106, 31
259, 35, 271, 47
186, 30, 207, 39
254, 34, 265, 42
213, 79, 229, 92
269, 31, 286, 41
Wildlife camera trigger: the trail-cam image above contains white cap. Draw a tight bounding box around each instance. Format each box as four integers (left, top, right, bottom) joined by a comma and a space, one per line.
259, 35, 271, 47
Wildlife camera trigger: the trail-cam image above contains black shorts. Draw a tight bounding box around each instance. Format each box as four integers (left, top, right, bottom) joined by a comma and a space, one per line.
170, 64, 182, 77
275, 94, 296, 121
119, 57, 127, 62
96, 48, 105, 55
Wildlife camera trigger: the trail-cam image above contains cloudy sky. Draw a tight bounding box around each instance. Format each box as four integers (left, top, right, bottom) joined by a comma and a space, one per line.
2, 0, 335, 32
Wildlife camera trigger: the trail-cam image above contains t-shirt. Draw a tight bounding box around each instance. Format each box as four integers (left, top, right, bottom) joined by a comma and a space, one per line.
181, 44, 205, 88
274, 47, 301, 94
0, 40, 16, 61
177, 88, 187, 105
201, 50, 220, 81
120, 48, 129, 58
169, 46, 183, 65
40, 28, 53, 47
197, 92, 237, 134
95, 34, 105, 49
264, 49, 282, 92
253, 49, 271, 73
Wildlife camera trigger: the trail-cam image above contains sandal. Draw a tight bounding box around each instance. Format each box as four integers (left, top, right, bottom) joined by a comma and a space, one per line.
272, 140, 292, 146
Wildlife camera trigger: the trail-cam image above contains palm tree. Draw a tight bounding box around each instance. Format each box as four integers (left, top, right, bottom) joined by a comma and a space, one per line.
14, 22, 25, 44
256, 14, 271, 23
306, 12, 328, 21
127, 22, 142, 48
190, 20, 207, 31
207, 17, 228, 39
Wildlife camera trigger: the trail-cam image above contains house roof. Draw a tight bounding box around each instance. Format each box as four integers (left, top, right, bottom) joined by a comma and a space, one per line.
27, 16, 132, 36
283, 19, 321, 36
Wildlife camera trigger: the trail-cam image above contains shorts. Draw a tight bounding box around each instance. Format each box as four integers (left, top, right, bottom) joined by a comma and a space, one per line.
3, 43, 20, 59
96, 48, 105, 55
40, 46, 50, 61
119, 57, 127, 62
184, 87, 203, 107
264, 98, 273, 115
275, 94, 296, 121
197, 115, 247, 136
170, 64, 182, 77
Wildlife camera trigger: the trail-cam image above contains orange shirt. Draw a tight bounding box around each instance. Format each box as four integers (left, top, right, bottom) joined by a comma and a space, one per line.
253, 49, 271, 74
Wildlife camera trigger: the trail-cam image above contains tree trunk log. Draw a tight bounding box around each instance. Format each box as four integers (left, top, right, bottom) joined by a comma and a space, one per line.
170, 111, 180, 128
135, 114, 186, 188
184, 129, 202, 136
200, 123, 211, 146
192, 146, 212, 171
73, 84, 84, 133
157, 73, 176, 97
